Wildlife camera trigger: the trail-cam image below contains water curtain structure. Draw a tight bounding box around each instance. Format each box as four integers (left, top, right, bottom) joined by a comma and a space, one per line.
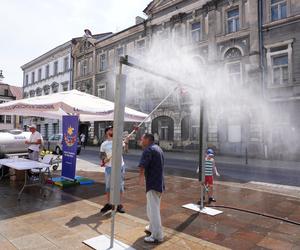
109, 55, 206, 248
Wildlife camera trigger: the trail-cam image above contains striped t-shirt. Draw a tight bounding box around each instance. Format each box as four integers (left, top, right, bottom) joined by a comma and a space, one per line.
204, 157, 214, 176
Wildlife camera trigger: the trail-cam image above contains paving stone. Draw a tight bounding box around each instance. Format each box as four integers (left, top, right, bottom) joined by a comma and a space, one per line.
10, 233, 55, 250
1, 170, 300, 249
0, 239, 17, 250
257, 236, 294, 250
0, 220, 36, 240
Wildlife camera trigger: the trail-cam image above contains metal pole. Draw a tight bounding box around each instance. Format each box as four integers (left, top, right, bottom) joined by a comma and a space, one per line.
120, 55, 201, 94
110, 61, 127, 248
198, 99, 205, 209
126, 85, 179, 139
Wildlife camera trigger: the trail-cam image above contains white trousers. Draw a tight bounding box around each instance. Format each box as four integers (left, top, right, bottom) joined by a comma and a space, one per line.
146, 190, 164, 240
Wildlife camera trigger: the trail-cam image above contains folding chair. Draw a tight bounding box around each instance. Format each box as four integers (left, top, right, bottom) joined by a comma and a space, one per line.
31, 154, 55, 181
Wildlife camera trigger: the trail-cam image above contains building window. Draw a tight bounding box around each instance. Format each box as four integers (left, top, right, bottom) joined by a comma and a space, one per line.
31, 71, 35, 84
52, 82, 59, 93
116, 47, 124, 63
173, 25, 184, 44
224, 47, 242, 59
64, 57, 69, 71
227, 8, 240, 33
271, 0, 287, 21
97, 84, 106, 99
224, 47, 243, 84
54, 61, 58, 75
45, 65, 50, 78
116, 47, 124, 57
25, 74, 29, 85
266, 40, 293, 87
44, 124, 48, 140
272, 54, 289, 85
6, 115, 11, 124
4, 89, 9, 96
36, 88, 42, 96
191, 22, 201, 42
88, 57, 93, 74
156, 29, 169, 41
99, 54, 107, 71
228, 124, 242, 142
53, 123, 59, 134
36, 124, 41, 132
136, 39, 146, 55
0, 116, 4, 123
38, 68, 42, 81
62, 82, 69, 91
226, 62, 242, 84
80, 59, 88, 76
43, 85, 50, 95
29, 90, 35, 97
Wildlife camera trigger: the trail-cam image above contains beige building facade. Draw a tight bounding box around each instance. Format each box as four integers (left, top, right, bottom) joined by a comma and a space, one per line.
72, 0, 300, 160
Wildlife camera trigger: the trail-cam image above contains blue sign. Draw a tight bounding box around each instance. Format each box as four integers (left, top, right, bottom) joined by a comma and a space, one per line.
61, 115, 79, 181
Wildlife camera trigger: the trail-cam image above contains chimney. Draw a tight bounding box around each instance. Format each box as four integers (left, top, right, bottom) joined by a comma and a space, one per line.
136, 16, 145, 24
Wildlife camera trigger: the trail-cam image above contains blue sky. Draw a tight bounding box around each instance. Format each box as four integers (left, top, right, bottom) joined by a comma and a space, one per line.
0, 0, 150, 86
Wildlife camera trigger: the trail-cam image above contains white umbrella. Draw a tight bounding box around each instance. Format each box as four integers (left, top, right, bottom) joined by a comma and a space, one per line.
0, 89, 148, 122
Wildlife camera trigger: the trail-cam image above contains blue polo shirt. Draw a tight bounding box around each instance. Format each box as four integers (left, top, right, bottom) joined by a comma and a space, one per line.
139, 144, 165, 193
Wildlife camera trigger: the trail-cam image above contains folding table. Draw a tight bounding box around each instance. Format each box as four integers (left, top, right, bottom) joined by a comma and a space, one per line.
0, 158, 50, 200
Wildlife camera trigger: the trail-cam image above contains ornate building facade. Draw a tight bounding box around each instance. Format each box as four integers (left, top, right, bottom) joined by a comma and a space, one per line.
21, 41, 73, 138
71, 0, 300, 160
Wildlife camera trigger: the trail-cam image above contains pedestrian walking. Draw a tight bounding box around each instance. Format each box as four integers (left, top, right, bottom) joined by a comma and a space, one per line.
99, 125, 125, 214
80, 133, 86, 149
204, 148, 220, 203
138, 133, 165, 244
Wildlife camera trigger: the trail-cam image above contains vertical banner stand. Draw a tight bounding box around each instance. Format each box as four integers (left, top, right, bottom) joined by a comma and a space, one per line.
182, 100, 223, 216
83, 63, 135, 249
61, 115, 79, 181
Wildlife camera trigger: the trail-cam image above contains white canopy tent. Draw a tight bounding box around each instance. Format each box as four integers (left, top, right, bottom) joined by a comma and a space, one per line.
0, 89, 148, 122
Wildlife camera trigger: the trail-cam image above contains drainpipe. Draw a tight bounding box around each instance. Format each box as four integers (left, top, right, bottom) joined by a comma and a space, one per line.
258, 0, 268, 159
70, 43, 74, 90
258, 0, 265, 99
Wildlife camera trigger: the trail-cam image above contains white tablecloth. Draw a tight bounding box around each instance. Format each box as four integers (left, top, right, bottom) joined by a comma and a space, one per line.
0, 158, 50, 170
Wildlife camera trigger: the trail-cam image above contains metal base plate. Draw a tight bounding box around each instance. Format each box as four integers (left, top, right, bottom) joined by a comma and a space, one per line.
83, 235, 135, 250
182, 203, 223, 216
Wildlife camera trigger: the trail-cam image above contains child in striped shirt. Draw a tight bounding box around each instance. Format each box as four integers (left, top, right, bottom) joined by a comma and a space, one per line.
205, 149, 220, 203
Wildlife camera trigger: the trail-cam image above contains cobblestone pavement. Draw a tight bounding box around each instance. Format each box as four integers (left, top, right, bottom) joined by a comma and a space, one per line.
1, 169, 300, 249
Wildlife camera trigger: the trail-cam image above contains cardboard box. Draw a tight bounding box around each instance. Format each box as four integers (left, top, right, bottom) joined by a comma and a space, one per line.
10, 169, 25, 182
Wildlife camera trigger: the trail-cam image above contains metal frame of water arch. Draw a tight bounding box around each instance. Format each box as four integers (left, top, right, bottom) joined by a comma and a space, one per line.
119, 55, 206, 207
108, 55, 206, 249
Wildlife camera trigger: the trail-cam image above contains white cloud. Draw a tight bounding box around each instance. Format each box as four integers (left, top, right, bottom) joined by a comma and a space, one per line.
0, 0, 149, 86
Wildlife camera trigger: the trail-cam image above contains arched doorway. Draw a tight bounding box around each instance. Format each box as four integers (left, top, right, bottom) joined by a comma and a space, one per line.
151, 116, 174, 141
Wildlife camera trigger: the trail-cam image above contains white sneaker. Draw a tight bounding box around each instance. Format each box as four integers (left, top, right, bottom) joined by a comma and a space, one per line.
144, 235, 163, 244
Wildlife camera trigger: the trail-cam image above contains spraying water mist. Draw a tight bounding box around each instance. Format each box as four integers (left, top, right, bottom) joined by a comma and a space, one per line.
118, 34, 299, 161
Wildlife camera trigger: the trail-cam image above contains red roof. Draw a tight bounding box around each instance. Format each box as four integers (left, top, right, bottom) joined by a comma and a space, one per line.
9, 85, 23, 100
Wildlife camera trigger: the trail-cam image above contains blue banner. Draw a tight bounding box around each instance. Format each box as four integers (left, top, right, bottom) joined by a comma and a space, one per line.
61, 115, 79, 181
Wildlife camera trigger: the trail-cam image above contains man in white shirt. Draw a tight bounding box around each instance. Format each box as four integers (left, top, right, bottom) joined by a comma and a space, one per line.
100, 125, 126, 214
25, 124, 43, 161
